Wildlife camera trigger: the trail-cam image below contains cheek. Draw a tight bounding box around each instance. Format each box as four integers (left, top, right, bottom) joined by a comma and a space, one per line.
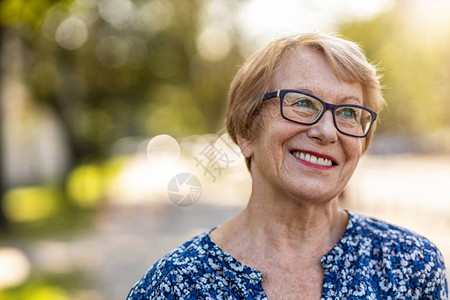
361, 136, 367, 153
344, 138, 363, 163
357, 138, 364, 155
255, 123, 294, 167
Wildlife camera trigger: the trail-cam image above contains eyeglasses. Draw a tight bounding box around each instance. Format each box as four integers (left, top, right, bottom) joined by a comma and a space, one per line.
262, 89, 377, 138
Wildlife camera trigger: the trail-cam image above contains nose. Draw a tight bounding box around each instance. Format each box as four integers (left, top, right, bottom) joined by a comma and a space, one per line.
306, 110, 338, 144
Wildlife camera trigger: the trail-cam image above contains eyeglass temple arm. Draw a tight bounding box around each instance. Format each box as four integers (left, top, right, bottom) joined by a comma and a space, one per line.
262, 91, 280, 101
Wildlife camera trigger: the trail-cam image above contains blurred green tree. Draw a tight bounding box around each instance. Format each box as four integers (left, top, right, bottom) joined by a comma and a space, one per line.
339, 2, 450, 140
0, 0, 243, 226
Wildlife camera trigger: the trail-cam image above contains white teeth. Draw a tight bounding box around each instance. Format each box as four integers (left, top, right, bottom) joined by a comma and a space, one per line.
292, 151, 333, 167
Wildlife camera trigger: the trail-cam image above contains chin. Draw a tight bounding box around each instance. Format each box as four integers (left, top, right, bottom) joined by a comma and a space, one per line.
284, 181, 341, 205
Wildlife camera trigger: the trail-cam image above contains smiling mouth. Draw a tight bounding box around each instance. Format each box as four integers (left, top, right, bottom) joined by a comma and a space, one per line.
290, 150, 337, 167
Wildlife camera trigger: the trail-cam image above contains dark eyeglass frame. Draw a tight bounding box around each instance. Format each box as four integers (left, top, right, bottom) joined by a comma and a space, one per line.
262, 89, 378, 138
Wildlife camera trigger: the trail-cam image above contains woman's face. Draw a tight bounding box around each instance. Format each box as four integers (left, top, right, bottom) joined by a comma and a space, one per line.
242, 47, 364, 203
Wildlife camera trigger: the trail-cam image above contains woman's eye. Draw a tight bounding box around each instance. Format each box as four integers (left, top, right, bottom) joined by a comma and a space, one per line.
284, 93, 321, 112
295, 99, 314, 108
340, 108, 358, 119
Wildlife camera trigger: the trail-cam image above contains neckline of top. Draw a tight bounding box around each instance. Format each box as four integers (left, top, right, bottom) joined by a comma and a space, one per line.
203, 210, 357, 279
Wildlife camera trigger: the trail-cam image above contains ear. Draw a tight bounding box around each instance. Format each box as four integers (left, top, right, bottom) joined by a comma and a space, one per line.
236, 134, 254, 158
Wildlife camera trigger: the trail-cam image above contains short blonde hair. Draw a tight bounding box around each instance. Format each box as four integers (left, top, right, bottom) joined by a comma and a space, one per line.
226, 32, 385, 170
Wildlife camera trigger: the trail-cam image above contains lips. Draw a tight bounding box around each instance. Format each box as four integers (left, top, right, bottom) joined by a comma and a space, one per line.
290, 149, 337, 167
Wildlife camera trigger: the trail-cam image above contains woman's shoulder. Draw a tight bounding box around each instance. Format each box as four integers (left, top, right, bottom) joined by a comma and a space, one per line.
346, 212, 447, 280
336, 212, 448, 298
349, 212, 441, 254
126, 228, 216, 299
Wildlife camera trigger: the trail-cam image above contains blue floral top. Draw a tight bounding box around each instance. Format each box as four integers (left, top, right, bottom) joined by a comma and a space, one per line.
127, 211, 448, 299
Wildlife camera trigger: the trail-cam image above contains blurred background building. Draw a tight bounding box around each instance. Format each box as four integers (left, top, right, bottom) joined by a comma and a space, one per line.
0, 0, 449, 299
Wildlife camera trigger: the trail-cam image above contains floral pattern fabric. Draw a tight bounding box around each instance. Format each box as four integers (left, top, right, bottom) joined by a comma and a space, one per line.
127, 211, 448, 299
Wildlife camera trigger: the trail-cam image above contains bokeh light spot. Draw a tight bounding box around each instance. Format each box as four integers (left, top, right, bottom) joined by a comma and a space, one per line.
137, 0, 174, 32
99, 0, 133, 27
0, 248, 30, 289
146, 134, 180, 165
55, 17, 88, 50
196, 27, 231, 62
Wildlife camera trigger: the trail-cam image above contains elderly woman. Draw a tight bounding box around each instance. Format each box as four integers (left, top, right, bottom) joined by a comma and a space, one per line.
127, 33, 448, 299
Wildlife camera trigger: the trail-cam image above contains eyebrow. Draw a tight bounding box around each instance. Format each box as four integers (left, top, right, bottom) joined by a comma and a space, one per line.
297, 88, 315, 94
296, 88, 362, 105
339, 96, 362, 105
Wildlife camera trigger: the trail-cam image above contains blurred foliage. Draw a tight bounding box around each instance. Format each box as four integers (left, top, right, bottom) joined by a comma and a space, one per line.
0, 0, 244, 234
339, 3, 450, 137
67, 157, 124, 207
1, 0, 243, 166
0, 0, 67, 30
0, 283, 69, 300
1, 203, 96, 239
0, 272, 91, 300
2, 158, 123, 228
3, 186, 63, 222
67, 164, 104, 207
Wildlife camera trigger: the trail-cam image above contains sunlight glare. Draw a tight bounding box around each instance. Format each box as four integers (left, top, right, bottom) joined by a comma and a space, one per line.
236, 0, 393, 52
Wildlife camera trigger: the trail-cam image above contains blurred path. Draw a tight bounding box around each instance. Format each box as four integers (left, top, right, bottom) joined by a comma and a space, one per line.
94, 203, 242, 300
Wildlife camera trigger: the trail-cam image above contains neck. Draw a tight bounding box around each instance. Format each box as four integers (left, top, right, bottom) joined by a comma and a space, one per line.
246, 185, 346, 250
209, 170, 349, 267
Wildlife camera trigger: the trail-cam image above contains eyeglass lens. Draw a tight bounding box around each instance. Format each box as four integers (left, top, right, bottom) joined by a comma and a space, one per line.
282, 92, 373, 136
